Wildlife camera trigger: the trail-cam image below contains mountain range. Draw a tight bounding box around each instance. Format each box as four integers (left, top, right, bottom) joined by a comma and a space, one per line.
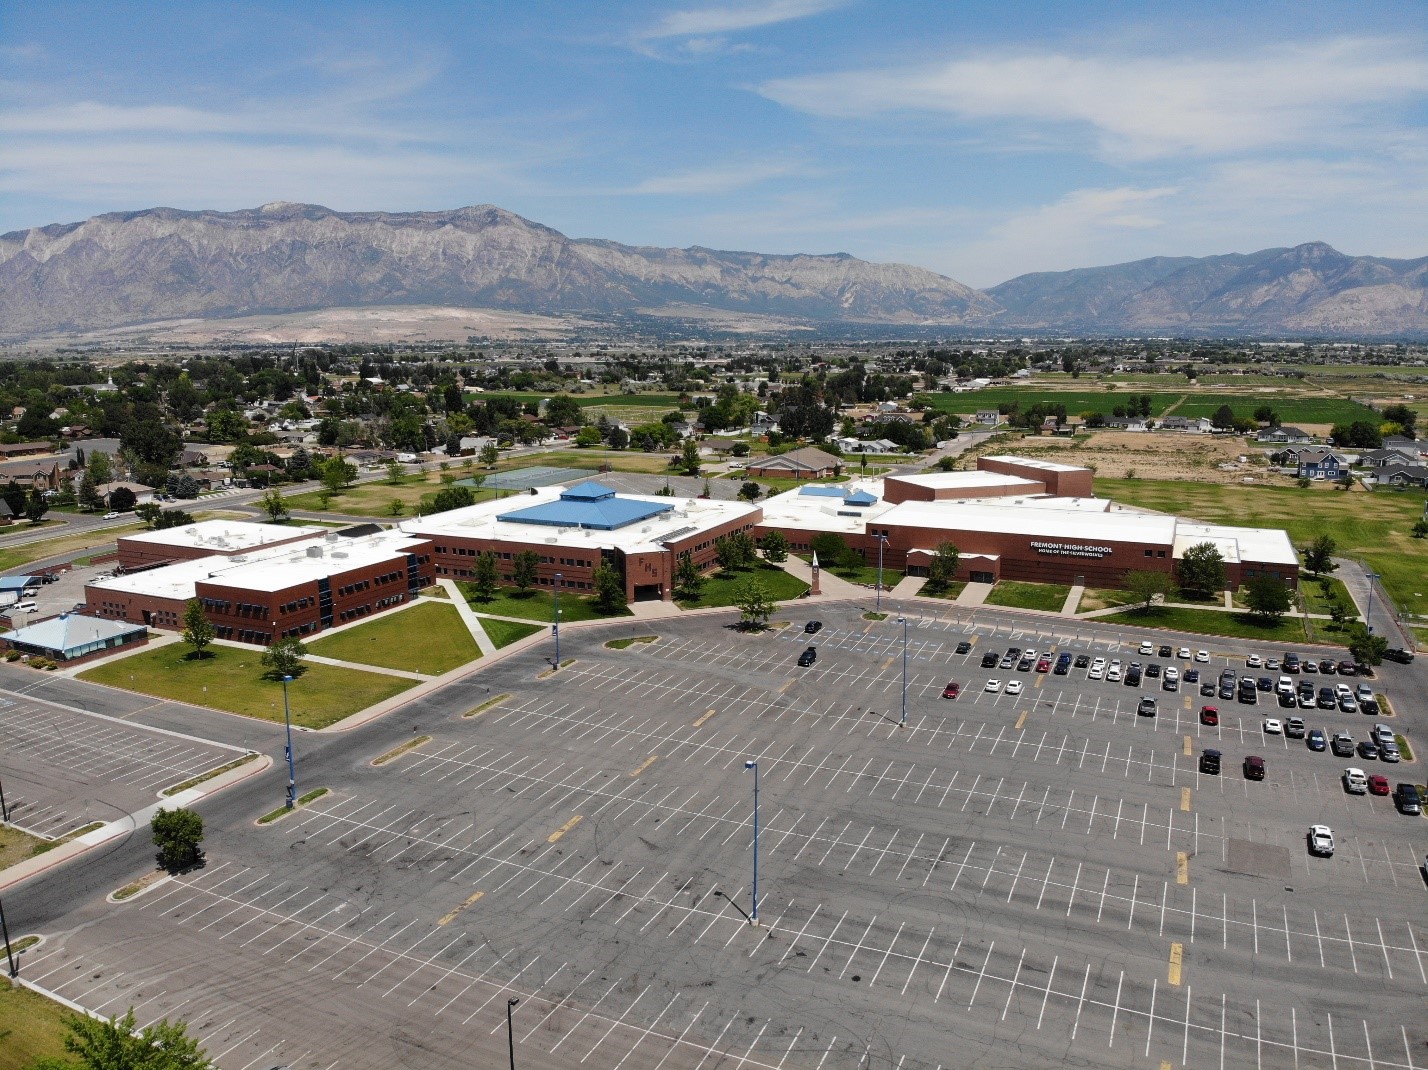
1, 202, 1425, 339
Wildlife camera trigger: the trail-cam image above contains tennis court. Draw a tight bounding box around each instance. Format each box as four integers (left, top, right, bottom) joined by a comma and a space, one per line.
457, 465, 590, 491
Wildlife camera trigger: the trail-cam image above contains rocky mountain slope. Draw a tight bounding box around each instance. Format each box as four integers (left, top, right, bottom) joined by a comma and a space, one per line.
988, 242, 1428, 334
0, 202, 999, 337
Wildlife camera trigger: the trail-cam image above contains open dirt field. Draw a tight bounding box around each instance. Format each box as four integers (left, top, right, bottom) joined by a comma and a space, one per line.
963, 430, 1297, 484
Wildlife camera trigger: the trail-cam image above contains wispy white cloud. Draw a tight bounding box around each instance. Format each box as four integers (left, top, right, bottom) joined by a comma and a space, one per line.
760, 36, 1428, 160
627, 160, 810, 195
640, 0, 847, 41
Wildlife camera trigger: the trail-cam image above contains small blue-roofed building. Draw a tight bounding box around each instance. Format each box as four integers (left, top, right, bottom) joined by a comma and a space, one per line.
1, 612, 148, 663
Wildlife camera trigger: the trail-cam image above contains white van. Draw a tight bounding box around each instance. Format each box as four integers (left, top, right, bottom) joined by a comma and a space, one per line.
13, 600, 37, 613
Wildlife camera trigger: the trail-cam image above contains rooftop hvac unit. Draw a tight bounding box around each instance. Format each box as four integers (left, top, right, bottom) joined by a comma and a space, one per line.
326, 531, 340, 543
231, 554, 247, 563
331, 550, 349, 559
306, 546, 324, 558
545, 537, 557, 543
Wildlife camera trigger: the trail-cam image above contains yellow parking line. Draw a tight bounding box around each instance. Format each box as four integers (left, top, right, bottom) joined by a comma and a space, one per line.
1014, 711, 1027, 731
438, 890, 483, 926
693, 708, 717, 728
548, 815, 583, 843
777, 678, 797, 695
1035, 676, 1044, 689
1176, 851, 1189, 884
1180, 788, 1192, 812
879, 655, 896, 670
1167, 943, 1184, 985
629, 755, 659, 778
1183, 735, 1192, 756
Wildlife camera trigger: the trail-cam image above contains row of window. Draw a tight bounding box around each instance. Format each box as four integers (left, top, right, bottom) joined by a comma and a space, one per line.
278, 596, 316, 615
214, 626, 273, 644
280, 621, 319, 639
1142, 549, 1168, 559
433, 565, 591, 589
337, 579, 373, 597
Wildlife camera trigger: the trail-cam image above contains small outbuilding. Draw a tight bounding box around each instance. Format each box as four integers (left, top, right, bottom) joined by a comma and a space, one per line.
1, 612, 148, 663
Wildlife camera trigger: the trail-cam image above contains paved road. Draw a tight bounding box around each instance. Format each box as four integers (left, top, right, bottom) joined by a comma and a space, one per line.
5, 601, 1424, 1070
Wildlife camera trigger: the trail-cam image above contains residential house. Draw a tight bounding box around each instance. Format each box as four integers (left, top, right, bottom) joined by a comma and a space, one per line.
1104, 416, 1149, 431
1255, 426, 1313, 444
1374, 464, 1428, 488
974, 410, 1000, 426
0, 458, 62, 491
1287, 447, 1347, 480
1357, 447, 1420, 469
0, 441, 55, 459
746, 446, 842, 480
1382, 437, 1426, 461
1159, 416, 1213, 433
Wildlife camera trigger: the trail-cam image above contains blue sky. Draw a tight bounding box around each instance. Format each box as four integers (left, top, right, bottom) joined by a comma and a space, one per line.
1, 1, 1425, 286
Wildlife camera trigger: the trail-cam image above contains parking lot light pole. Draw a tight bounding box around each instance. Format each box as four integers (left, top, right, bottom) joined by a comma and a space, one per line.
506, 998, 519, 1069
281, 674, 296, 809
1364, 571, 1380, 633
744, 760, 760, 925
1, 895, 17, 977
876, 535, 888, 611
0, 772, 9, 823
897, 615, 909, 727
553, 572, 563, 667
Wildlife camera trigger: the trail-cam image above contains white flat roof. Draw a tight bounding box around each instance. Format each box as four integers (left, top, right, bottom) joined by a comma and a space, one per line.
982, 455, 1089, 474
758, 480, 896, 535
120, 519, 326, 552
879, 500, 1178, 543
889, 471, 1043, 491
401, 487, 759, 553
1174, 522, 1299, 567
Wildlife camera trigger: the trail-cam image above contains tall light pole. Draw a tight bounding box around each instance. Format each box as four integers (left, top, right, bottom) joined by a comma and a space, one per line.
553, 572, 563, 667
0, 895, 17, 977
0, 771, 9, 823
876, 534, 888, 611
506, 997, 519, 1070
1364, 571, 1380, 634
744, 760, 760, 925
896, 614, 909, 727
281, 673, 296, 809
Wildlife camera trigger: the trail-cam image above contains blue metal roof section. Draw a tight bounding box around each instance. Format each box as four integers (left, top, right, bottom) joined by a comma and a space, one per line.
798, 485, 846, 498
0, 575, 40, 591
843, 490, 878, 506
497, 482, 675, 530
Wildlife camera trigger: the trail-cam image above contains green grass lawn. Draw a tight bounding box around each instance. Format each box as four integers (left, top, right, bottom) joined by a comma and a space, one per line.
1078, 586, 1140, 612
79, 643, 415, 728
461, 585, 631, 622
1096, 605, 1317, 644
916, 580, 968, 600
0, 823, 50, 870
1095, 477, 1428, 614
534, 450, 677, 474
926, 388, 1179, 417
1168, 394, 1378, 424
479, 616, 543, 648
286, 475, 498, 516
308, 601, 480, 675
1298, 575, 1359, 618
796, 554, 895, 588
675, 564, 808, 608
984, 580, 1072, 612
0, 520, 147, 573
0, 979, 73, 1070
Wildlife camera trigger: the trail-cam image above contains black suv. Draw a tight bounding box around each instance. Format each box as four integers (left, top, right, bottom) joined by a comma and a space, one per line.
1073, 653, 1091, 668
981, 651, 999, 668
1145, 663, 1161, 678
804, 620, 823, 634
955, 640, 972, 654
1384, 647, 1415, 664
797, 647, 817, 667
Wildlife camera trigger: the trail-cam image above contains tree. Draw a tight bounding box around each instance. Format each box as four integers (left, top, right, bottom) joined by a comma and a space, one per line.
1411, 518, 1428, 539
260, 638, 308, 679
258, 488, 289, 522
511, 550, 540, 593
1329, 420, 1382, 449
471, 552, 499, 602
808, 531, 848, 566
25, 487, 49, 524
1123, 569, 1177, 611
1253, 405, 1279, 426
592, 561, 627, 613
759, 530, 789, 564
738, 481, 761, 501
1327, 594, 1354, 628
1176, 541, 1226, 597
386, 460, 404, 484
108, 486, 137, 513
728, 530, 757, 566
78, 473, 104, 511
430, 485, 475, 513
1210, 404, 1236, 430
674, 552, 703, 600
86, 449, 113, 486
1243, 576, 1292, 622
734, 577, 776, 630
151, 807, 205, 873
543, 394, 583, 428
2, 480, 26, 518
480, 443, 500, 468
155, 509, 196, 530
1347, 626, 1388, 668
320, 456, 357, 491
925, 541, 961, 594
680, 438, 701, 476
180, 599, 215, 659
607, 426, 630, 450
575, 426, 603, 447
1381, 403, 1418, 438
1301, 535, 1337, 576
48, 1007, 213, 1070
713, 536, 738, 573
135, 501, 163, 528
387, 498, 405, 517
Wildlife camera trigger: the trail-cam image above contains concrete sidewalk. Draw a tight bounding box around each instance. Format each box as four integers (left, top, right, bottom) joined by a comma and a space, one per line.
1059, 584, 1084, 616
781, 554, 863, 599
955, 581, 994, 606
439, 579, 498, 656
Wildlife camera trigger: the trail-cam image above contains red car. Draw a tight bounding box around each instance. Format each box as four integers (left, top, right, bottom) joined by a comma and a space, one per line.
1367, 774, 1390, 796
1244, 755, 1265, 780
1035, 658, 1052, 673
942, 681, 961, 700
1199, 705, 1219, 726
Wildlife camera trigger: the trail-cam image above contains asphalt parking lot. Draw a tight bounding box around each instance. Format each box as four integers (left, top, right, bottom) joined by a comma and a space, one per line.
0, 695, 249, 838
11, 600, 1427, 1070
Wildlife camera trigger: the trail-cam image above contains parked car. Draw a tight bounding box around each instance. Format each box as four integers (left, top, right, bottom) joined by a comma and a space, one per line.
1257, 676, 1274, 692
1263, 717, 1283, 734
804, 620, 823, 634
1307, 729, 1327, 752
1357, 739, 1380, 761
1282, 653, 1300, 672
1194, 650, 1210, 663
1367, 774, 1390, 796
1307, 825, 1335, 857
1379, 741, 1401, 763
1371, 723, 1395, 747
1317, 688, 1336, 710
942, 681, 961, 700
1006, 680, 1024, 696
1054, 657, 1071, 676
1035, 658, 1052, 673
1338, 696, 1358, 714
1137, 696, 1157, 716
1177, 647, 1190, 660
1126, 666, 1142, 687
982, 651, 999, 668
1200, 748, 1221, 774
1330, 733, 1356, 757
1201, 682, 1217, 697
1159, 645, 1173, 658
1244, 755, 1266, 780
1199, 705, 1219, 726
1384, 647, 1415, 664
1343, 767, 1368, 794
1354, 685, 1374, 702
985, 679, 1002, 693
1017, 657, 1035, 671
797, 647, 818, 667
1185, 669, 1199, 683
1337, 661, 1358, 676
1145, 662, 1161, 678
1139, 641, 1154, 655
1394, 783, 1423, 815
1265, 657, 1281, 671
1246, 654, 1263, 668
955, 640, 971, 654
1359, 698, 1380, 716
1303, 660, 1318, 674
1073, 653, 1091, 668
1106, 661, 1123, 682
1088, 657, 1106, 679
1284, 716, 1305, 739
1279, 691, 1298, 709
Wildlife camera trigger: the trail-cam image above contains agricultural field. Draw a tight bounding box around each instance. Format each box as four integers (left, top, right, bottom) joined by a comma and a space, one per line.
928, 388, 1178, 417
956, 429, 1275, 484
1167, 393, 1378, 425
